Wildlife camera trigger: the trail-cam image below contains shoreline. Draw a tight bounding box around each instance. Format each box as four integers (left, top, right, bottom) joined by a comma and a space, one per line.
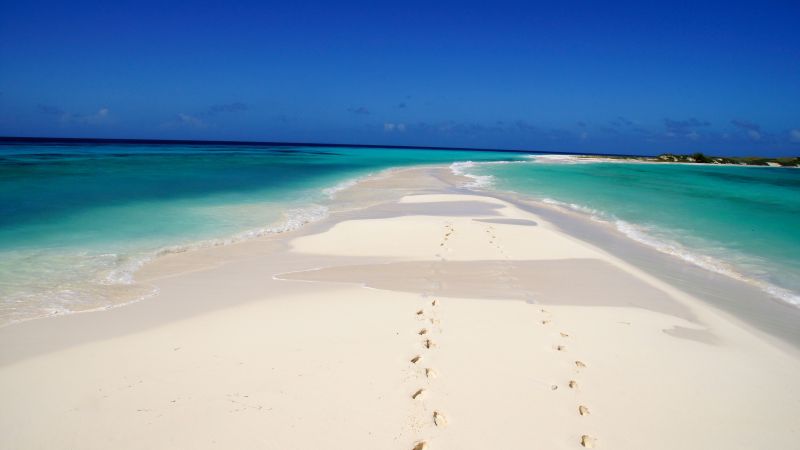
454, 158, 800, 307
1, 166, 799, 449
3, 157, 797, 328
537, 153, 800, 168
2, 164, 799, 348
494, 189, 800, 351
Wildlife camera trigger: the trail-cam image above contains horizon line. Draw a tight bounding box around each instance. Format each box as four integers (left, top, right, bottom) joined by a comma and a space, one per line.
0, 135, 645, 158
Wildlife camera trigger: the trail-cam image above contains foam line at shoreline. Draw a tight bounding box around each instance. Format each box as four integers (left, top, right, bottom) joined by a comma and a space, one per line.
4, 157, 797, 328
449, 159, 800, 307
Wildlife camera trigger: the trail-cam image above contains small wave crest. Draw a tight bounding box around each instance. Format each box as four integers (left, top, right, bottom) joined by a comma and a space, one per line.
323, 169, 403, 199
323, 179, 360, 198
9, 172, 378, 326
155, 204, 329, 258
526, 154, 645, 164
449, 161, 495, 188
538, 197, 800, 306
450, 160, 533, 189
2, 202, 332, 327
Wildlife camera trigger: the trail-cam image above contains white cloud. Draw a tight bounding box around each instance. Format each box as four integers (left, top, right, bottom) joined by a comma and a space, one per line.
161, 113, 206, 129
731, 119, 762, 141
176, 113, 205, 128
384, 122, 406, 132
54, 107, 111, 125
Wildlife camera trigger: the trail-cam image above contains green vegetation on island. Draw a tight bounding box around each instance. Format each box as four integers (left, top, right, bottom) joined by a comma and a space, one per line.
656, 153, 799, 166
582, 153, 799, 167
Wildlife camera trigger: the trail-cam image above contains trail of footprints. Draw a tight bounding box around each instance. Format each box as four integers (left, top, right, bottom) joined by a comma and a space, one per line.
540, 306, 597, 447
408, 224, 453, 450
495, 222, 596, 448
412, 222, 596, 448
410, 295, 446, 450
484, 225, 527, 302
485, 225, 506, 257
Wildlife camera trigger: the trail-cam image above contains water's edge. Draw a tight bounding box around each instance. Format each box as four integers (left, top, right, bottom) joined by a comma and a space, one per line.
3, 158, 798, 329
450, 159, 800, 308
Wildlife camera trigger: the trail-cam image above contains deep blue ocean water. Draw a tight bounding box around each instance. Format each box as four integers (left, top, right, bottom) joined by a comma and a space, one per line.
1, 143, 798, 324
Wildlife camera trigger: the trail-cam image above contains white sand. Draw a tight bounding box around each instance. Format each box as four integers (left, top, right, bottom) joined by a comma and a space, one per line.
1, 171, 798, 450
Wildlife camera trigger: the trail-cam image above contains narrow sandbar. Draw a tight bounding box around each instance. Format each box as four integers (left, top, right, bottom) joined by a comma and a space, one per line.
1, 166, 798, 450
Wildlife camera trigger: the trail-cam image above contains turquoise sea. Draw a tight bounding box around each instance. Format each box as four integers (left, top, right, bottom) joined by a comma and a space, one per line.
1, 142, 798, 324
0, 142, 524, 324
459, 155, 800, 305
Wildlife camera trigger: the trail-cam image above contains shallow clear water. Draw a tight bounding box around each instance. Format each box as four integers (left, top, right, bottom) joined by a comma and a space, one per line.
3, 143, 798, 325
0, 142, 524, 323
465, 156, 800, 305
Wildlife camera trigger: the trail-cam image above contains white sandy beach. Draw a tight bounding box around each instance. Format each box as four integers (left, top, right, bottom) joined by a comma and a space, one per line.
1, 167, 798, 449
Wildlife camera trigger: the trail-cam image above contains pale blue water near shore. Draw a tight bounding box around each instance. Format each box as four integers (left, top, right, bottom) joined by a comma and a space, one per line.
1, 142, 798, 325
0, 142, 526, 324
456, 155, 800, 305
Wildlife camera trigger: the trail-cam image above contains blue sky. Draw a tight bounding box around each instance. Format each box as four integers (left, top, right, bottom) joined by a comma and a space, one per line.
1, 0, 798, 155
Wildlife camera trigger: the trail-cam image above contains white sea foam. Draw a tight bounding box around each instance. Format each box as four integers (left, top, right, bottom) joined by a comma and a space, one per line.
450, 160, 529, 189
540, 197, 603, 217
526, 154, 646, 164
537, 197, 800, 306
450, 158, 800, 306
95, 204, 333, 290
323, 178, 360, 198
323, 169, 405, 198
154, 205, 329, 258
1, 185, 344, 326
449, 161, 495, 188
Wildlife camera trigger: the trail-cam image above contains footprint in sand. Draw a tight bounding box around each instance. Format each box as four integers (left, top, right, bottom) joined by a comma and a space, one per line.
411, 389, 425, 400
433, 411, 448, 427
575, 361, 587, 369
418, 328, 428, 335
423, 339, 435, 349
580, 435, 596, 448
416, 309, 425, 316
431, 299, 438, 307
578, 405, 590, 416
412, 441, 428, 450
560, 332, 569, 338
425, 368, 438, 379
410, 355, 421, 364
568, 380, 578, 389
541, 320, 551, 325
555, 345, 566, 352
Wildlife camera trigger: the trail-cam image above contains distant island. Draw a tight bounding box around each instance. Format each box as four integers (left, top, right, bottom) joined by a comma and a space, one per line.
585, 153, 800, 167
